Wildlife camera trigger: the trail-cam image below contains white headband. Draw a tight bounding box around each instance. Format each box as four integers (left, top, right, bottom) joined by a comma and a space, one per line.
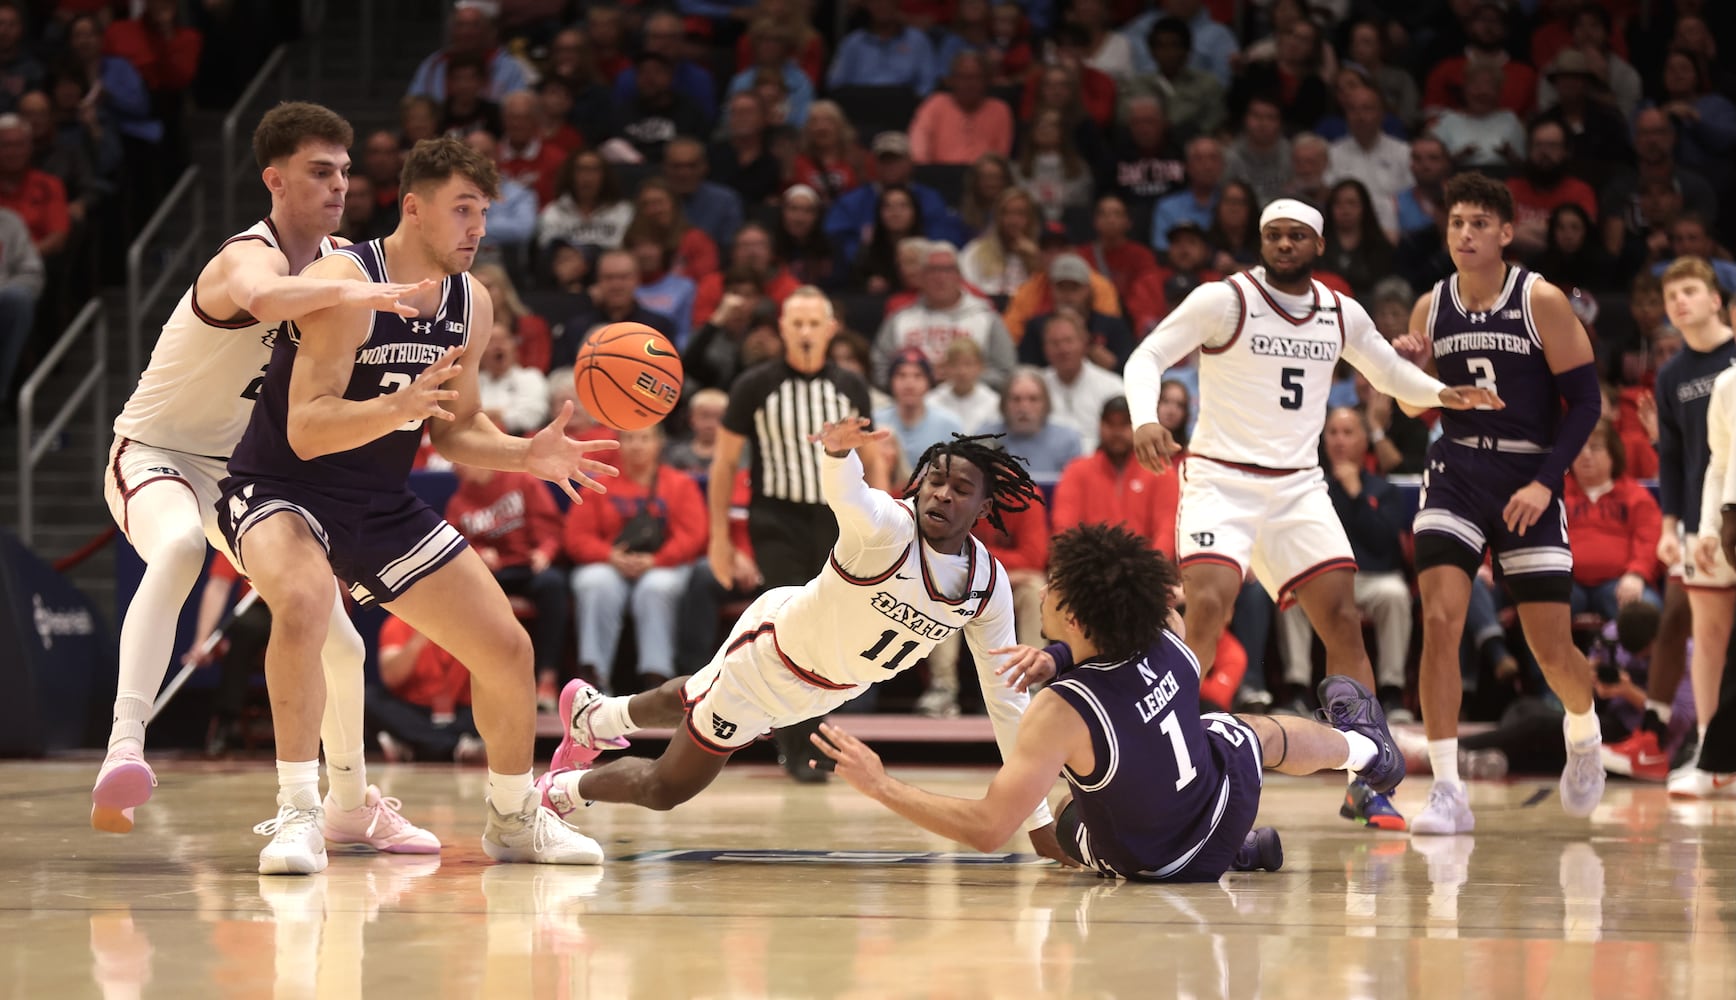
1260, 198, 1324, 237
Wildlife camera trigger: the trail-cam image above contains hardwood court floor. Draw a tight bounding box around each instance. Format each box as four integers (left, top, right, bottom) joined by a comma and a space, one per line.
4, 759, 1736, 999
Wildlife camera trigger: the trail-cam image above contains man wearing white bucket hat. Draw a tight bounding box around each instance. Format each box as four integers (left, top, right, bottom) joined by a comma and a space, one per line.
1124, 197, 1501, 830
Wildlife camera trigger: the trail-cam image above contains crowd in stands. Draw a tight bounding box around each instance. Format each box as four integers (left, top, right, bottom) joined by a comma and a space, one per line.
33, 0, 1736, 746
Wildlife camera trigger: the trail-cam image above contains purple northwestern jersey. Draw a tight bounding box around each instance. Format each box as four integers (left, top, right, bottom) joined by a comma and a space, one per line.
1048, 632, 1248, 879
1427, 265, 1557, 447
228, 239, 474, 491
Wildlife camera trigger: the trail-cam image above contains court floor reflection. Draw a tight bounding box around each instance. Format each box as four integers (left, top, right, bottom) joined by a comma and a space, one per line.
4, 761, 1736, 998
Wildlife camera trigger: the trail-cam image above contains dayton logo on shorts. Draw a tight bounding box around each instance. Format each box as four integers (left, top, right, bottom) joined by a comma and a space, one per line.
1191, 531, 1215, 547
711, 716, 738, 741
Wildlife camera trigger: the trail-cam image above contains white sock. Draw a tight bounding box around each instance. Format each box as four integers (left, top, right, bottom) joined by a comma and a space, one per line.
1340, 731, 1378, 773
589, 695, 639, 742
1564, 708, 1600, 746
1647, 700, 1672, 726
109, 692, 150, 753
486, 769, 535, 815
277, 759, 321, 810
324, 750, 367, 811
1429, 739, 1461, 787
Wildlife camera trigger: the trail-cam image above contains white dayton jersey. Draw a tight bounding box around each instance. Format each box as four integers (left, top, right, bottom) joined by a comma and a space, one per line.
1124, 267, 1447, 469
679, 449, 1051, 830
112, 219, 341, 459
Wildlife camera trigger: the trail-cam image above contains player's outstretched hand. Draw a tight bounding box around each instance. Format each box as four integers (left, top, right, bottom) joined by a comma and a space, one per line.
990, 644, 1058, 693
526, 400, 620, 504
394, 345, 466, 423
1503, 481, 1553, 536
345, 277, 442, 316
1133, 423, 1179, 474
1027, 822, 1083, 868
808, 416, 891, 457
809, 722, 886, 796
1390, 330, 1432, 366
1437, 385, 1504, 411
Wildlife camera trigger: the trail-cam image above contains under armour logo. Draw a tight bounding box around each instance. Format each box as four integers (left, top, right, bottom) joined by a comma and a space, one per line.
1430, 461, 1447, 472
1468, 312, 1489, 324
410, 320, 434, 335
1190, 532, 1215, 547
711, 716, 738, 741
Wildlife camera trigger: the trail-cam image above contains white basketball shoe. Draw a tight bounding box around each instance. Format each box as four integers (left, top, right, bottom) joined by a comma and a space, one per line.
255, 797, 329, 875
482, 799, 605, 866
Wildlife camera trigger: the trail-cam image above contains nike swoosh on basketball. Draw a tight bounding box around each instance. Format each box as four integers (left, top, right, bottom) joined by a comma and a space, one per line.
644, 341, 678, 358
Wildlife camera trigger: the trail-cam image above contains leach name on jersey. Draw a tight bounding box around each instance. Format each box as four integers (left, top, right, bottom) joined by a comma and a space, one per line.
1123, 267, 1448, 469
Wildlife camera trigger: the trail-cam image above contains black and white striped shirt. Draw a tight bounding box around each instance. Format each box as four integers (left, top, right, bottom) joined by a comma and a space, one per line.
723, 360, 874, 505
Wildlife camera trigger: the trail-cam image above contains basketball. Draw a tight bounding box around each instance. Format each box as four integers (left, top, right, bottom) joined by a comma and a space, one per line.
573, 322, 684, 431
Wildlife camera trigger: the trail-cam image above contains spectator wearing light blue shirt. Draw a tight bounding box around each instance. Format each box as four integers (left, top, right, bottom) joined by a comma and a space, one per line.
876, 350, 965, 463
626, 224, 700, 350
405, 1, 531, 102
1150, 136, 1223, 253
828, 0, 940, 96
725, 21, 815, 128
1122, 0, 1240, 86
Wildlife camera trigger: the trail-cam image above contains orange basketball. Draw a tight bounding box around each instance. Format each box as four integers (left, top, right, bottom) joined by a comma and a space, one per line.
573, 322, 684, 431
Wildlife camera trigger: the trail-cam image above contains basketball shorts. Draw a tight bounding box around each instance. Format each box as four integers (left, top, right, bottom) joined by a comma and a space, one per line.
103, 436, 233, 558
1412, 439, 1572, 595
681, 587, 862, 755
218, 476, 467, 607
1175, 457, 1356, 609
1057, 713, 1264, 882
1673, 523, 1736, 589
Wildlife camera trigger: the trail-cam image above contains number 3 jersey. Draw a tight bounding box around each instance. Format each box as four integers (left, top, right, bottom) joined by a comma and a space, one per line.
1125, 267, 1444, 471
1426, 265, 1557, 448
113, 219, 342, 459
229, 238, 474, 492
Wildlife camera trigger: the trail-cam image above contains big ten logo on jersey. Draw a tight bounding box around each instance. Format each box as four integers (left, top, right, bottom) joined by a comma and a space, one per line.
634, 370, 679, 407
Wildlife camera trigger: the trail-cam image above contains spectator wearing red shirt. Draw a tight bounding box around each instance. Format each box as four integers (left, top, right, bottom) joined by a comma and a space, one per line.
1566, 421, 1662, 620
1078, 194, 1159, 309
445, 465, 568, 708
1050, 396, 1178, 557
564, 424, 707, 691
1422, 2, 1537, 119
367, 614, 484, 763
689, 222, 800, 328
102, 0, 200, 172
733, 0, 826, 85
496, 92, 566, 206
1020, 30, 1117, 131
1124, 221, 1221, 335
1505, 120, 1598, 259
791, 100, 873, 205
0, 114, 68, 255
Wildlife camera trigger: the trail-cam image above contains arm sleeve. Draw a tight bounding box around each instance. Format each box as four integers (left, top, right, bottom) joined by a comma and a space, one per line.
963, 570, 1055, 832
1338, 297, 1448, 411
1535, 362, 1602, 491
1124, 281, 1239, 430
821, 450, 915, 575
1657, 371, 1685, 519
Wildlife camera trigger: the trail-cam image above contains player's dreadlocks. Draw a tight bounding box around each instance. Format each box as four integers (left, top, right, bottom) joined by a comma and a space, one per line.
1048, 524, 1179, 662
901, 433, 1044, 534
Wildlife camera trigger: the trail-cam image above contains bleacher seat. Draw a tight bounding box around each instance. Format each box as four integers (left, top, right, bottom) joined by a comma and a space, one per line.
912, 163, 968, 205
827, 86, 922, 145
836, 291, 891, 336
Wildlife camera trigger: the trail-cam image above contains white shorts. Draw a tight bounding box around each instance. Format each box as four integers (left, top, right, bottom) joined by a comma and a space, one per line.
1679, 532, 1736, 590
681, 587, 861, 754
102, 436, 233, 558
1175, 457, 1356, 609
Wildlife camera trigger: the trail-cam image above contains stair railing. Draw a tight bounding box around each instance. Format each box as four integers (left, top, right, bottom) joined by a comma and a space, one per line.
16, 302, 107, 548
125, 166, 205, 378
220, 45, 291, 237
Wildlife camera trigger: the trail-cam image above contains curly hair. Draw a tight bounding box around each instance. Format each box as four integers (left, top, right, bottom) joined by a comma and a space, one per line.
1047, 524, 1179, 662
901, 433, 1043, 535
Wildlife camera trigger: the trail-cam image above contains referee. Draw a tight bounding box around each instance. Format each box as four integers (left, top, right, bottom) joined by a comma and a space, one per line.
707, 286, 887, 780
